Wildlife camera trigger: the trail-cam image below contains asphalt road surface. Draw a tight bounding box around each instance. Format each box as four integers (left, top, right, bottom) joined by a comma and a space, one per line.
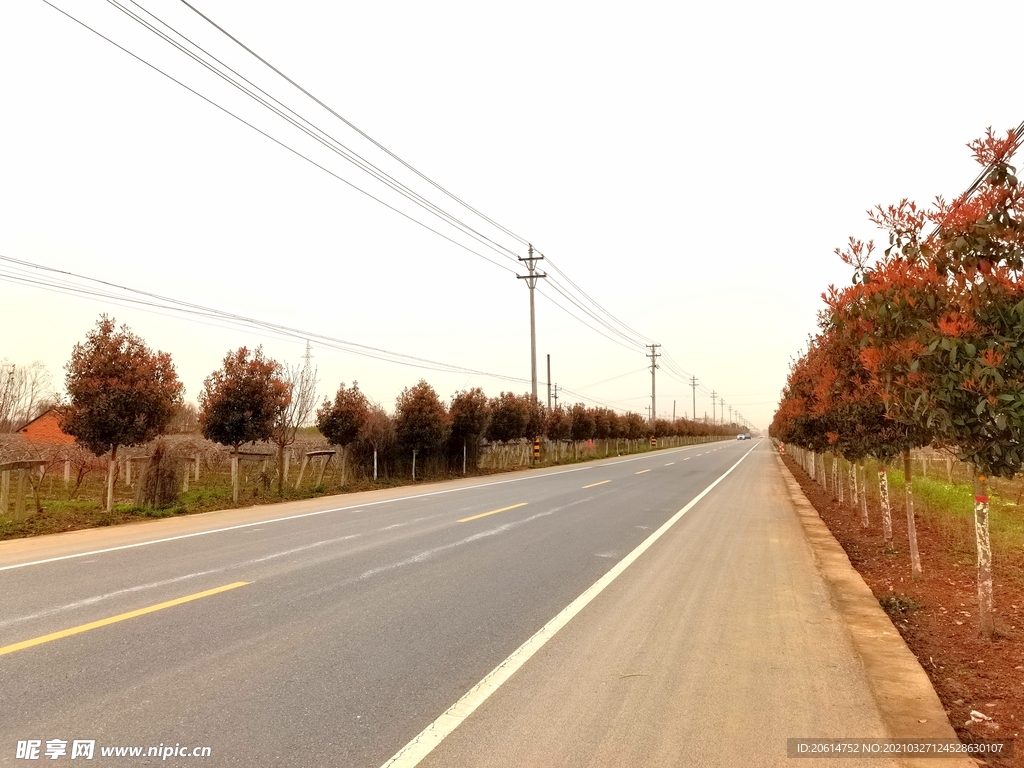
0, 440, 896, 766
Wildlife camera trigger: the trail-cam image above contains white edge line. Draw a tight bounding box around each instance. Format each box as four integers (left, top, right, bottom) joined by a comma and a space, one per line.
0, 465, 588, 572
378, 440, 759, 768
0, 442, 725, 573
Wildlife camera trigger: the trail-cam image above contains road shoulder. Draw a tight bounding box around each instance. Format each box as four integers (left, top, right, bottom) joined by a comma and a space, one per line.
775, 453, 976, 768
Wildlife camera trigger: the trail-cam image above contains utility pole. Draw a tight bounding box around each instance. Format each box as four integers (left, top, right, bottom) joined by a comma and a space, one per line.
553, 384, 559, 409
517, 244, 546, 403
647, 343, 660, 427
690, 376, 698, 426
546, 354, 552, 411
710, 391, 717, 425
729, 404, 733, 425
673, 400, 676, 422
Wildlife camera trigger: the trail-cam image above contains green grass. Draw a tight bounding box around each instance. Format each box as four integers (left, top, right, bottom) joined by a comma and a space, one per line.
831, 459, 1024, 570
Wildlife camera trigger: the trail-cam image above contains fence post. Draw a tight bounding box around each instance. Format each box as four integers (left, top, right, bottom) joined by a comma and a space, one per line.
1, 470, 9, 515
13, 469, 28, 522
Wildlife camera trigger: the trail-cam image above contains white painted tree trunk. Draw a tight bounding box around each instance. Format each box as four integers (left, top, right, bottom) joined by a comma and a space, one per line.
106, 444, 118, 512
859, 464, 869, 528
973, 472, 995, 638
849, 462, 858, 508
903, 450, 922, 580
878, 467, 892, 550
836, 458, 844, 504
231, 451, 239, 504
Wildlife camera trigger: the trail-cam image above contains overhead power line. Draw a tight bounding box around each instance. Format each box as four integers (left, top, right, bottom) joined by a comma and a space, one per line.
175, 0, 532, 248
40, 0, 520, 278
107, 0, 522, 266
37, 1, 728, 408
0, 254, 533, 384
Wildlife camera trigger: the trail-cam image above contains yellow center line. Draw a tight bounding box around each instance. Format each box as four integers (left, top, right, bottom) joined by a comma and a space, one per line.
0, 581, 250, 657
664, 462, 675, 466
458, 503, 527, 523
635, 469, 651, 475
582, 480, 611, 489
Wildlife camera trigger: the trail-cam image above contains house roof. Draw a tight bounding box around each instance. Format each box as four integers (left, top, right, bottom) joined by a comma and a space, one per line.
16, 407, 61, 433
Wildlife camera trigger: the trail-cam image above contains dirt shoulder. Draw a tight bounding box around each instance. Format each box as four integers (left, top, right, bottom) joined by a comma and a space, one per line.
781, 452, 1023, 768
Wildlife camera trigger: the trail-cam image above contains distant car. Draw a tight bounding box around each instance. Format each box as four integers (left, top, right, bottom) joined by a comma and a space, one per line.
736, 434, 745, 440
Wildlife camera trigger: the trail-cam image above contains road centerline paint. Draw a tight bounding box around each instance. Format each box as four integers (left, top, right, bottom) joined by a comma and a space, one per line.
635, 469, 650, 475
581, 480, 611, 489
379, 441, 759, 768
664, 462, 675, 466
0, 582, 249, 656
458, 503, 527, 523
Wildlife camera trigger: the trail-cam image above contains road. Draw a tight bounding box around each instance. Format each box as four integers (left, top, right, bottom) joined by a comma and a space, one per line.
0, 440, 895, 766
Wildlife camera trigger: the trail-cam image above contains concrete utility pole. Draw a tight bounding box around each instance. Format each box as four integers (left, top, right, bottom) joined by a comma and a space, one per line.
647, 343, 660, 427
546, 354, 552, 411
710, 391, 717, 425
729, 404, 733, 425
690, 376, 698, 425
673, 400, 676, 422
517, 244, 546, 403
553, 384, 559, 409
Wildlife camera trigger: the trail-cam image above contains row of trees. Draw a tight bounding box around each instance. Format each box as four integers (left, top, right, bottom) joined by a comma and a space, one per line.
53, 316, 736, 509
771, 128, 1024, 638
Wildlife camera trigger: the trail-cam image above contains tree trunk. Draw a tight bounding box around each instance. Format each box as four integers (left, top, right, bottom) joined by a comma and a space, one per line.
879, 466, 892, 551
277, 444, 286, 497
836, 457, 844, 504
903, 451, 922, 580
849, 462, 858, 508
973, 472, 995, 638
231, 449, 239, 504
859, 464, 869, 528
341, 446, 348, 488
106, 444, 118, 512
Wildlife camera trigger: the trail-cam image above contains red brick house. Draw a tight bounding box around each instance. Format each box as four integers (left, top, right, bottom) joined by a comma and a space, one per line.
16, 408, 76, 445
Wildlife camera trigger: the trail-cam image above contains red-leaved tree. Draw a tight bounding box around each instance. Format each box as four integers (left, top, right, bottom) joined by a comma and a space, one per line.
61, 316, 183, 512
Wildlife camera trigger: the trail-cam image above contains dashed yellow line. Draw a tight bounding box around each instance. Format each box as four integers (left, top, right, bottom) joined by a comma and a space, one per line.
635, 469, 651, 475
582, 480, 611, 489
0, 582, 250, 657
458, 503, 527, 523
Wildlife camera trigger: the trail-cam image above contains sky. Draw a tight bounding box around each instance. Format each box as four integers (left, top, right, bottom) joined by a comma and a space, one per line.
1, 0, 1022, 432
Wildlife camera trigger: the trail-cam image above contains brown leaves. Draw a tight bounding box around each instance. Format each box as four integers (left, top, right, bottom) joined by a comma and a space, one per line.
62, 315, 183, 455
